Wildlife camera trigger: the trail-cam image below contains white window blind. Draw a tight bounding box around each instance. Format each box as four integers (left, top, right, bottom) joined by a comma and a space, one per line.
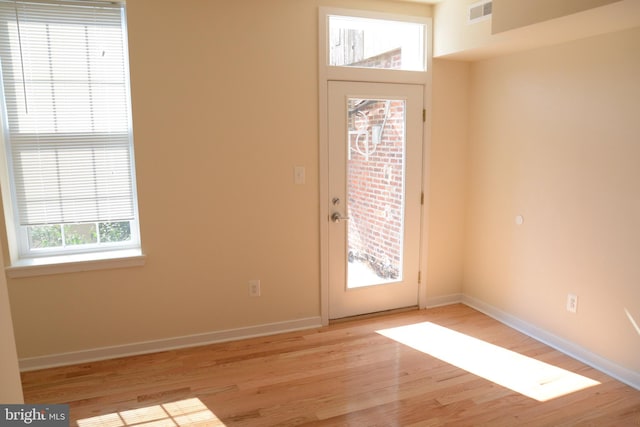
0, 0, 136, 228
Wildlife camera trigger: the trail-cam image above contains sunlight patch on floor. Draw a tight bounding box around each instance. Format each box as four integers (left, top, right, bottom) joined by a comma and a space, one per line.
76, 398, 224, 427
377, 322, 600, 402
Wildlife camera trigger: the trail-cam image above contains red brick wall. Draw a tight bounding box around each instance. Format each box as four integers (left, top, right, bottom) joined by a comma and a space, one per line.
347, 98, 405, 280
345, 48, 405, 281
354, 48, 401, 69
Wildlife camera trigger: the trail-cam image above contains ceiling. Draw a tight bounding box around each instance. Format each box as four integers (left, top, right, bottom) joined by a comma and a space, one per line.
394, 0, 443, 4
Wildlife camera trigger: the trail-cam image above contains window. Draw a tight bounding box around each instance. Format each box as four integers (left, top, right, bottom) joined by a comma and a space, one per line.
0, 0, 140, 263
327, 14, 426, 72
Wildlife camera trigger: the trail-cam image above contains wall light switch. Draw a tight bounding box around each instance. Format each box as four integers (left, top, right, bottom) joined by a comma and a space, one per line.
567, 293, 578, 314
249, 280, 261, 297
294, 166, 305, 185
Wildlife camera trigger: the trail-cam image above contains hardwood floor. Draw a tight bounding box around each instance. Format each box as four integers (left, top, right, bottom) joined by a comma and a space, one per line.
21, 304, 640, 426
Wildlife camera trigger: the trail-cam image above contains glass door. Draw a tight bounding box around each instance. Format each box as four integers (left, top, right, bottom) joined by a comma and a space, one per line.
328, 81, 423, 319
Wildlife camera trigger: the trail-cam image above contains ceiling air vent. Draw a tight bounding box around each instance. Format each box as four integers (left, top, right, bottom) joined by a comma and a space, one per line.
468, 0, 492, 24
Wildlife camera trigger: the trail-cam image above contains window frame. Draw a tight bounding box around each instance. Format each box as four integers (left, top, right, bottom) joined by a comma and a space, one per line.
319, 7, 431, 85
0, 0, 144, 275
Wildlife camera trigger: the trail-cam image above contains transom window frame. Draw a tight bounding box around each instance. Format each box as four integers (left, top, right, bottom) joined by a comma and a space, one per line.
0, 0, 144, 277
319, 7, 431, 85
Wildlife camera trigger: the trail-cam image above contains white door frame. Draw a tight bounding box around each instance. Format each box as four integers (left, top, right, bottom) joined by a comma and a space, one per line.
327, 81, 424, 319
318, 7, 433, 325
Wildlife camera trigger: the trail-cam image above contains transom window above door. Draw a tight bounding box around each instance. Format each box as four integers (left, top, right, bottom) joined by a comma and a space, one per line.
327, 14, 426, 72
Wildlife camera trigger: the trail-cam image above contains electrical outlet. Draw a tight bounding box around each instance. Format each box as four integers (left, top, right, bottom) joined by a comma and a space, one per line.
248, 280, 261, 297
567, 294, 578, 314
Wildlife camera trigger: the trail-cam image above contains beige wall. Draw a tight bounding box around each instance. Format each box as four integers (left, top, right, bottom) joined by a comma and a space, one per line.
426, 59, 469, 301
8, 0, 637, 381
0, 243, 23, 403
6, 0, 445, 359
492, 0, 621, 33
465, 27, 640, 372
433, 0, 492, 58
434, 0, 640, 61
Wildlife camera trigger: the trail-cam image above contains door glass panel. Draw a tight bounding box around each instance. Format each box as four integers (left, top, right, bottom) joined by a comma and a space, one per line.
347, 97, 405, 288
328, 15, 425, 71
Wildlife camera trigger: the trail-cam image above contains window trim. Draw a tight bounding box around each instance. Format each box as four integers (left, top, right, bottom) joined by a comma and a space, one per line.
319, 7, 430, 84
5, 248, 145, 278
0, 0, 143, 271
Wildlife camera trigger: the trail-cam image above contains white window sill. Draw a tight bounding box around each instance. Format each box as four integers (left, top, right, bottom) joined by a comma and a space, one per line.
5, 249, 146, 279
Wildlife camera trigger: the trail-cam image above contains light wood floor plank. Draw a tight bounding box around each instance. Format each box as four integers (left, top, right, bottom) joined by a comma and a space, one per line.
21, 304, 640, 426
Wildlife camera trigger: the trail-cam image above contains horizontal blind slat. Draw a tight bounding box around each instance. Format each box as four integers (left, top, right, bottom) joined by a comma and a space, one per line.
0, 0, 135, 227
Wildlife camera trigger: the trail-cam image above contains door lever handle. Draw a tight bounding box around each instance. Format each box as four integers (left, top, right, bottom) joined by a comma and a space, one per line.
331, 212, 351, 223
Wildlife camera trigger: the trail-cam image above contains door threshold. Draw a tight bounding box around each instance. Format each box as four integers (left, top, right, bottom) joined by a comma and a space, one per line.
329, 305, 419, 324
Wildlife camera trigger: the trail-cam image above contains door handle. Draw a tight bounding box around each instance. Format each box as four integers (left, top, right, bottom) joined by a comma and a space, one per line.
331, 212, 351, 223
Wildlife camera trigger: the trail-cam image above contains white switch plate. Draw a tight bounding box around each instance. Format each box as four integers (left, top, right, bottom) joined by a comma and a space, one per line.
249, 280, 261, 297
294, 166, 305, 185
567, 293, 578, 314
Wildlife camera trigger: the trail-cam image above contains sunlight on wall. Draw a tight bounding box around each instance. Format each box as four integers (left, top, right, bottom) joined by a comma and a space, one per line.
376, 322, 600, 402
76, 398, 224, 427
625, 308, 640, 337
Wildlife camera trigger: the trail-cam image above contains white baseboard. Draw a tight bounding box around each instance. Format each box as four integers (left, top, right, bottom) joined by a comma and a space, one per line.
426, 293, 463, 308
19, 316, 322, 372
461, 294, 640, 391
19, 296, 640, 392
